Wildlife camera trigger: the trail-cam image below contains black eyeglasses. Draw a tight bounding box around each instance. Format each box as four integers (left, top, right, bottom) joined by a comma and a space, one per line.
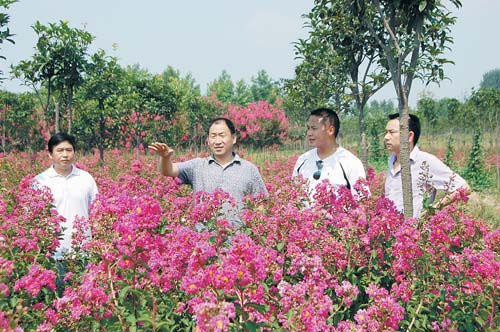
313, 160, 323, 180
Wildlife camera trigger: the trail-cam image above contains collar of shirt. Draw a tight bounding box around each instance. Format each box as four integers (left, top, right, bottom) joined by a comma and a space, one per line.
388, 145, 421, 172
47, 164, 81, 178
312, 146, 347, 161
208, 153, 241, 167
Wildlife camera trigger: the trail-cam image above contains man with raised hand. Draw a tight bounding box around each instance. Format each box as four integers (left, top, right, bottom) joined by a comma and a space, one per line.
149, 117, 268, 227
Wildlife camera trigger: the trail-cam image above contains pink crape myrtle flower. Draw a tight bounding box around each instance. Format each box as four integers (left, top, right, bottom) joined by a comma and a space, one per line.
193, 301, 236, 332
14, 264, 56, 297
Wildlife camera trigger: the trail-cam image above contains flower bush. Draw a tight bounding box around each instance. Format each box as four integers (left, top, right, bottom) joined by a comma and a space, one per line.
0, 150, 499, 331
225, 101, 289, 147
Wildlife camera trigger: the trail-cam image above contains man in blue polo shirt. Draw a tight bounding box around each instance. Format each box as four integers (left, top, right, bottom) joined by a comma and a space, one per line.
149, 117, 267, 227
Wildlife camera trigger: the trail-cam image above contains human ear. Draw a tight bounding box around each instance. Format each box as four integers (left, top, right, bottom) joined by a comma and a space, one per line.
408, 131, 415, 144
325, 124, 334, 135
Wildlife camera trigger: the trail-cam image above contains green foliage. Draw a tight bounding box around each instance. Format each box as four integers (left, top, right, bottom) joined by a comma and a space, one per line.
343, 99, 395, 163
161, 66, 208, 148
466, 88, 500, 133
480, 68, 500, 90
250, 70, 279, 104
0, 90, 46, 152
444, 132, 457, 169
11, 20, 94, 132
117, 66, 178, 151
462, 130, 492, 191
73, 49, 124, 160
207, 70, 235, 104
368, 126, 384, 164
417, 96, 439, 132
207, 69, 280, 108
0, 0, 16, 80
233, 79, 252, 106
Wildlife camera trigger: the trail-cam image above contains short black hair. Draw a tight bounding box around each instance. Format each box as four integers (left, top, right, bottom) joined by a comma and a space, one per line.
208, 117, 236, 135
310, 107, 340, 138
47, 132, 76, 153
388, 113, 421, 146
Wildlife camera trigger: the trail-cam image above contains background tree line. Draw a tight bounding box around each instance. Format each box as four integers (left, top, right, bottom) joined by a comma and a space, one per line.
0, 19, 291, 159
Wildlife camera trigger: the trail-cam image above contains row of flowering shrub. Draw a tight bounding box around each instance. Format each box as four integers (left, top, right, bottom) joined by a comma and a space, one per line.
1, 150, 499, 331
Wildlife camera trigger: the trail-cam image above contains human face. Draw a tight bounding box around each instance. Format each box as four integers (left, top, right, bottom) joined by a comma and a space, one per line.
207, 121, 236, 160
384, 119, 401, 154
49, 140, 75, 174
306, 115, 335, 149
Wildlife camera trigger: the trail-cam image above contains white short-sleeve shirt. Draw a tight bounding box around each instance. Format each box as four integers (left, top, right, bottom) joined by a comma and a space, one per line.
293, 146, 366, 198
35, 164, 98, 258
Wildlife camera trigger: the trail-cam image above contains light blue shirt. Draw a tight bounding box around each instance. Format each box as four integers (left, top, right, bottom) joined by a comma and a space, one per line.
178, 154, 268, 202
177, 154, 268, 227
385, 145, 468, 218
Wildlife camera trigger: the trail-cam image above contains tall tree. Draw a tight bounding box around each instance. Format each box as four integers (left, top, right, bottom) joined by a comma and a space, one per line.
283, 35, 349, 115
162, 66, 206, 147
206, 70, 234, 104
119, 66, 177, 158
417, 95, 438, 133
250, 69, 279, 103
77, 49, 123, 162
233, 79, 252, 106
360, 0, 461, 218
292, 0, 391, 171
480, 68, 500, 90
12, 20, 93, 134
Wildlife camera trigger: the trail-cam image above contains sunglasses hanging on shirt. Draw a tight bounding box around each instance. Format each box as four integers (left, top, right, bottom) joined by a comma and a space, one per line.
313, 160, 323, 180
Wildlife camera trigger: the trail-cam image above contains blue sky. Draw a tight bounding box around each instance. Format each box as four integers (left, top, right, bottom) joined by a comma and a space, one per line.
1, 0, 499, 106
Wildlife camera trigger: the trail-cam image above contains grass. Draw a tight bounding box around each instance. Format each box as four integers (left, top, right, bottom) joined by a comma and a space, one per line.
465, 192, 500, 230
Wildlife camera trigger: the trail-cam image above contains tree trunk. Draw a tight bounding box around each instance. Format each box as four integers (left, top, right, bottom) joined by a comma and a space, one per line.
1, 110, 5, 153
98, 105, 105, 165
54, 101, 60, 134
67, 105, 72, 134
66, 87, 74, 134
496, 126, 500, 191
136, 136, 140, 160
357, 104, 369, 172
398, 97, 413, 218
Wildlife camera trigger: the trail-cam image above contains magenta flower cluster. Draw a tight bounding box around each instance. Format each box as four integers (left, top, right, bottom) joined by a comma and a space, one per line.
0, 150, 499, 331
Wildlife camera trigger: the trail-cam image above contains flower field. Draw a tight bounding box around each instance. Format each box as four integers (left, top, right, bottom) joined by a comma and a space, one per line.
1, 149, 499, 331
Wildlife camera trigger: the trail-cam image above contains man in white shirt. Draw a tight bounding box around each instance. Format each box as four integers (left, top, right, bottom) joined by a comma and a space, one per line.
384, 113, 470, 218
293, 108, 366, 199
35, 133, 98, 259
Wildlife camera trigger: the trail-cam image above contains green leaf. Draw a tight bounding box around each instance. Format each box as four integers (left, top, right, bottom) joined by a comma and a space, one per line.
126, 313, 137, 331
440, 288, 446, 301
9, 296, 18, 307
245, 302, 269, 313
244, 320, 258, 332
118, 285, 133, 301
276, 241, 284, 252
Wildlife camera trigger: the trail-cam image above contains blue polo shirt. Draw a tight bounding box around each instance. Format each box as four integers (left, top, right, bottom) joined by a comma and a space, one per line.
177, 154, 268, 226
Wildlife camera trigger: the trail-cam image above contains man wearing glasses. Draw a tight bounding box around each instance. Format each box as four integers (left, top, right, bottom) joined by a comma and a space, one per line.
292, 107, 366, 200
